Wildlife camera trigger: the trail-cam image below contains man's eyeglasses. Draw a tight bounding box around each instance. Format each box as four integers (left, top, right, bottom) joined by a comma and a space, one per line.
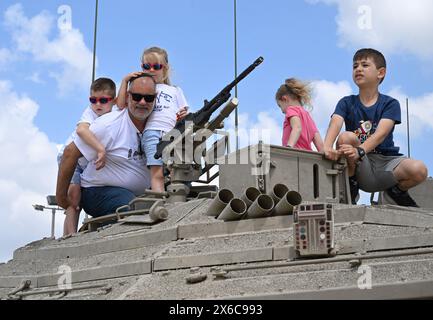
142, 63, 164, 71
89, 96, 114, 104
129, 92, 156, 103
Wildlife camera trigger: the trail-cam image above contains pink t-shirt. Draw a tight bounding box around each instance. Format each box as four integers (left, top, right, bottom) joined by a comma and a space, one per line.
282, 106, 319, 151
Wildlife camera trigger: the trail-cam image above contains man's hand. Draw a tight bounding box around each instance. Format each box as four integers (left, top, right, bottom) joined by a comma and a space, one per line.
95, 149, 106, 170
338, 144, 360, 162
324, 146, 341, 161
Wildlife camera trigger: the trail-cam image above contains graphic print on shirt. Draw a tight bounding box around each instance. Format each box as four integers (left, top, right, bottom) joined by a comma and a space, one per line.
127, 133, 145, 161
127, 148, 145, 161
154, 90, 174, 112
353, 120, 375, 144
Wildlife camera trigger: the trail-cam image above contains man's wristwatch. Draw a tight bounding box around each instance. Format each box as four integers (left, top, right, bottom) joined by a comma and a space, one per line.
356, 147, 366, 160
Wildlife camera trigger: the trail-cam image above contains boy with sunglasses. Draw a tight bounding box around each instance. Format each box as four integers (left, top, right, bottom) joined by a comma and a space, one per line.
117, 46, 189, 192
57, 77, 117, 236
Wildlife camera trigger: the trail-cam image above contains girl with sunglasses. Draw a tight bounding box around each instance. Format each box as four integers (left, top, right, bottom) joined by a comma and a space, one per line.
117, 46, 189, 192
275, 78, 324, 152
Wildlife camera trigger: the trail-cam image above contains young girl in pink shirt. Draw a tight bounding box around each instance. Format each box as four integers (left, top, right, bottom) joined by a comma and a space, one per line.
275, 78, 324, 152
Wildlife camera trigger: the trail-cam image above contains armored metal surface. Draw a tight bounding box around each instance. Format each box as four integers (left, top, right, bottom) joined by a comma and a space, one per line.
219, 144, 350, 204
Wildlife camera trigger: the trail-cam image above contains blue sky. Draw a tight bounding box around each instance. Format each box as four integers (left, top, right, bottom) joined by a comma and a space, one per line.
1, 0, 433, 262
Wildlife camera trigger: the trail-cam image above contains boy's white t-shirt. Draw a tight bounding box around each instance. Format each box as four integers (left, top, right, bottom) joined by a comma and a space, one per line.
59, 106, 99, 169
74, 109, 151, 196
145, 83, 188, 132
60, 106, 98, 153
79, 106, 100, 124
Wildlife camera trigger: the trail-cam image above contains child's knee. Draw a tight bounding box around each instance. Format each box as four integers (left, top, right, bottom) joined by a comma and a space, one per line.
65, 205, 80, 216
399, 159, 428, 183
411, 160, 428, 182
68, 184, 81, 205
337, 132, 358, 147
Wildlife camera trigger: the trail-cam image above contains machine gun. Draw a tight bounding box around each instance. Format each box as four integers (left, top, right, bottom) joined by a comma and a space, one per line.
154, 56, 264, 160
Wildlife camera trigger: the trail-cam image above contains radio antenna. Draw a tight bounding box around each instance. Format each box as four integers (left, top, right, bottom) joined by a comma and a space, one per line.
406, 97, 411, 158
91, 0, 99, 82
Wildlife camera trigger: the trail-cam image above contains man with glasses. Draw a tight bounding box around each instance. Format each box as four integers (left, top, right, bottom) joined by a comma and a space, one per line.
56, 74, 157, 219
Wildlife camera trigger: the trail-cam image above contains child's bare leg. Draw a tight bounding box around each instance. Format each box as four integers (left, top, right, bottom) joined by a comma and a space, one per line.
64, 184, 81, 236
337, 132, 360, 176
392, 159, 428, 191
150, 166, 165, 192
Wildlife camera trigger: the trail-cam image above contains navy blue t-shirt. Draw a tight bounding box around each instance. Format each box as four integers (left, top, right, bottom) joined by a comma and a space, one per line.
333, 94, 401, 156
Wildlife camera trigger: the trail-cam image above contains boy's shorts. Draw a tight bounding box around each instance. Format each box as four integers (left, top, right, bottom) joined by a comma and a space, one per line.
356, 153, 407, 192
143, 130, 165, 167
57, 153, 84, 185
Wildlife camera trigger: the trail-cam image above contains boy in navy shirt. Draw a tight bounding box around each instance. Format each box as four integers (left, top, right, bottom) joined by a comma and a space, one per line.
324, 48, 427, 206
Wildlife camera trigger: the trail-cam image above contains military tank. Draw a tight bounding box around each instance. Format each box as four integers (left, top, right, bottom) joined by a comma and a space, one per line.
1, 57, 433, 301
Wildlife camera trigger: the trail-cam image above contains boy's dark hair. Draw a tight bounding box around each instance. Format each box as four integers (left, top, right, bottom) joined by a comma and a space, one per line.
90, 78, 116, 97
353, 48, 387, 84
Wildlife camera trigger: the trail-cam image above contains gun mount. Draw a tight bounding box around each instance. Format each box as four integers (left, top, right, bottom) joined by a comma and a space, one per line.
154, 56, 263, 161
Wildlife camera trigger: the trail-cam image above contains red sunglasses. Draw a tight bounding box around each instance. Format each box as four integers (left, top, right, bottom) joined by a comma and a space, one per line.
89, 96, 114, 104
141, 63, 164, 71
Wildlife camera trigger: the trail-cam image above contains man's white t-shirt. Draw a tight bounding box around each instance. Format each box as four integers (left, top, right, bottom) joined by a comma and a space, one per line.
74, 109, 151, 196
145, 83, 188, 132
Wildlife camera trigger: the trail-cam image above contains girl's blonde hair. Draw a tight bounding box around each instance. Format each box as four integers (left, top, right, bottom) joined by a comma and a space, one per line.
275, 78, 312, 107
141, 46, 171, 85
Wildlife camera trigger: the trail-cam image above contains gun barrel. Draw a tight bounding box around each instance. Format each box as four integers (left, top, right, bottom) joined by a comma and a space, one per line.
232, 56, 264, 85
204, 56, 264, 112
154, 56, 264, 160
205, 98, 238, 132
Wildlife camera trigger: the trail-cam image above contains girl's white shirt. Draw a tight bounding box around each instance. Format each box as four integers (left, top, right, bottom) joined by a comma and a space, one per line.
144, 83, 188, 132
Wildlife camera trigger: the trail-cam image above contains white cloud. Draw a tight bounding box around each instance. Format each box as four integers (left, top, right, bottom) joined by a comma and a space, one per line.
0, 48, 15, 69
310, 80, 353, 134
309, 0, 433, 59
0, 80, 61, 262
26, 72, 45, 84
3, 4, 94, 95
225, 111, 282, 148
386, 87, 433, 138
